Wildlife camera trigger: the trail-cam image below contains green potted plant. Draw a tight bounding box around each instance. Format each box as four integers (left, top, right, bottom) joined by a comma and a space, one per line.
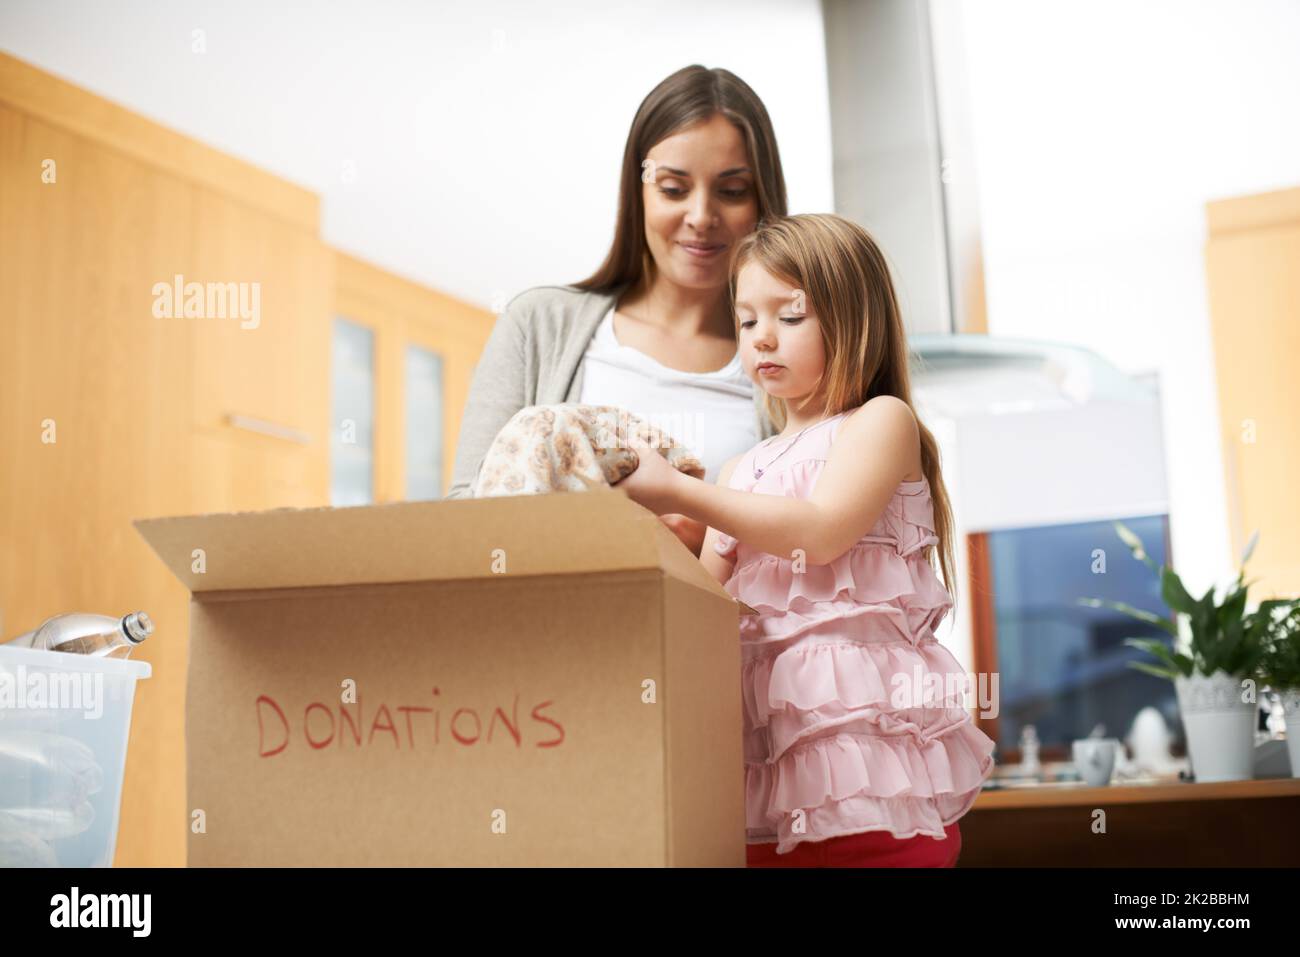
1255, 599, 1300, 777
1078, 524, 1274, 782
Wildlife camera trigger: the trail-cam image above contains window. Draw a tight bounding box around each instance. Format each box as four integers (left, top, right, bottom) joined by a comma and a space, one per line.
404, 345, 444, 500
972, 514, 1182, 762
330, 317, 375, 506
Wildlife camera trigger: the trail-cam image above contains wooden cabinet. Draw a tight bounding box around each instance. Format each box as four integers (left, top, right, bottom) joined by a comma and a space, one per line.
189, 189, 331, 450
0, 51, 493, 867
964, 778, 1300, 866
0, 53, 329, 867
332, 252, 492, 504
0, 103, 196, 868
191, 432, 326, 512
188, 188, 332, 511
1205, 187, 1300, 598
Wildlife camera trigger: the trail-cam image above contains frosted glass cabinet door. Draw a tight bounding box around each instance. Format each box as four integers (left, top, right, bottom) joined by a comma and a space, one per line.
405, 345, 444, 500
330, 317, 375, 506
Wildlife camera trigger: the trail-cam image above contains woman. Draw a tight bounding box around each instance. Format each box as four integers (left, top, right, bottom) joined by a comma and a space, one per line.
446, 64, 789, 555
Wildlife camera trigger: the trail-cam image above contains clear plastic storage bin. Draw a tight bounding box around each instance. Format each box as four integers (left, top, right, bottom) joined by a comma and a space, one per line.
0, 644, 151, 866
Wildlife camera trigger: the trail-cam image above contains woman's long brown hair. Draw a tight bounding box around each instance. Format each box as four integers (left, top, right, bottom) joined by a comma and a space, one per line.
728, 214, 959, 608
572, 64, 789, 294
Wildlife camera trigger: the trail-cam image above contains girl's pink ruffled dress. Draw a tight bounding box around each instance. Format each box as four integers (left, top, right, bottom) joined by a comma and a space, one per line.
714, 409, 996, 855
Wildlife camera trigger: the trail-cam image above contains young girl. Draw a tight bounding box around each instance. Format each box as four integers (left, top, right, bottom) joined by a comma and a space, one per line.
615, 213, 996, 868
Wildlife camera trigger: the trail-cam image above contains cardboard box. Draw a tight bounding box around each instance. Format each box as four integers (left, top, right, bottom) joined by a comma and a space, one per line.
134, 488, 756, 866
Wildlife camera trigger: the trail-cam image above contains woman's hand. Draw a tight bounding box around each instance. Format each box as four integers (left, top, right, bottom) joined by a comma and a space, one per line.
612, 434, 687, 517
658, 513, 708, 556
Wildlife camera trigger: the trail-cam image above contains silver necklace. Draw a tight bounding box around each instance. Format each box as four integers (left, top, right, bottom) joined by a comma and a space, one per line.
752, 416, 839, 479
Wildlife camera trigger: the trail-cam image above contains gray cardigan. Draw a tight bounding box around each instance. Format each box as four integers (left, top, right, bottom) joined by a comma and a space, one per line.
446, 282, 780, 499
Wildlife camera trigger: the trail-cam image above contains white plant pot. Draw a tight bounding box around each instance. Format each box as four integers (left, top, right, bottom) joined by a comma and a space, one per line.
1174, 671, 1257, 782
1280, 689, 1300, 778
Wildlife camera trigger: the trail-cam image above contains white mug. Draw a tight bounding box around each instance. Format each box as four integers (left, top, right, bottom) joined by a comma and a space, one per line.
1072, 738, 1121, 786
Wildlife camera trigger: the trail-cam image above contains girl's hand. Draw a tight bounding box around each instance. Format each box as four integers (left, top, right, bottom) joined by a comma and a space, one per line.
612, 434, 686, 516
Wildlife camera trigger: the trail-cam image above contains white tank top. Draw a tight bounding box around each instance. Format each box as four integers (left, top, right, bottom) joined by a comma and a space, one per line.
577, 309, 760, 483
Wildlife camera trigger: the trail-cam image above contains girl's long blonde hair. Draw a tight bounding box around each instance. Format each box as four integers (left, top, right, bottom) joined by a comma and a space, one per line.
728, 213, 958, 606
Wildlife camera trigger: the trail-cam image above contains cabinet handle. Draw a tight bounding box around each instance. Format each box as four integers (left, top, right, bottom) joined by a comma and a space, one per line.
226, 413, 311, 446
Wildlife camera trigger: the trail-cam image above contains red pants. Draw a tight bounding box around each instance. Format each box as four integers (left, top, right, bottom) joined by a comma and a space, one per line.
746, 822, 961, 868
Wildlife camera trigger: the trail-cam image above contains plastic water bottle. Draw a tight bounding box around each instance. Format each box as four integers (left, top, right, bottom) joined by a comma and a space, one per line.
0, 730, 104, 809
0, 732, 104, 866
0, 803, 95, 841
0, 831, 58, 867
5, 612, 153, 659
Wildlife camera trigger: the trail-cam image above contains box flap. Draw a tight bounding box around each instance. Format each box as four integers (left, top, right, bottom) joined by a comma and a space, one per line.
133, 487, 753, 611
647, 515, 758, 615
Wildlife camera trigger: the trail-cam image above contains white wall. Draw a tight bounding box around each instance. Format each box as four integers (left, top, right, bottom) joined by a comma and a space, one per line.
954, 0, 1300, 594
0, 0, 835, 309
7, 0, 1292, 601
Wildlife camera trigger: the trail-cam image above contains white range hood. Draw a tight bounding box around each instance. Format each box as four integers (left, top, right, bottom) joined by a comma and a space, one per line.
908, 333, 1169, 535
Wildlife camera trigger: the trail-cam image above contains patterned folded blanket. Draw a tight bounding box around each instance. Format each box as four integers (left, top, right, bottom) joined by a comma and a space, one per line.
471, 403, 704, 497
